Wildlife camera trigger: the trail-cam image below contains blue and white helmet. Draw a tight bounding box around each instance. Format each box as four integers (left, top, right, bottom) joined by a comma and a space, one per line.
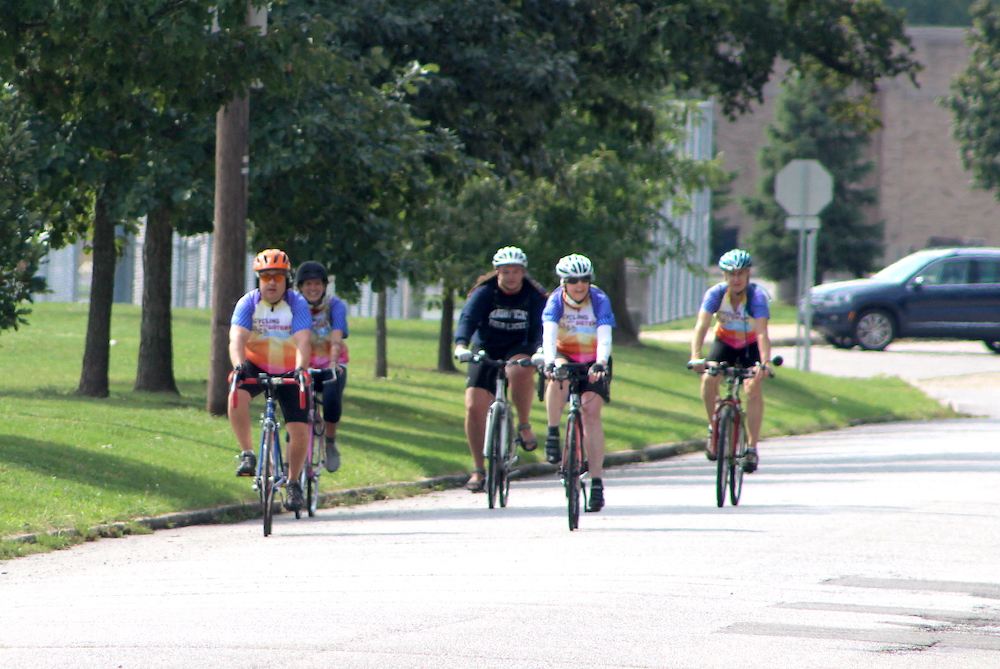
492, 246, 527, 268
555, 253, 594, 280
718, 249, 752, 271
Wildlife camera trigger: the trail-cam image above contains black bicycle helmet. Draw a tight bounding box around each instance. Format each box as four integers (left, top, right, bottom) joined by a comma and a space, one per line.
295, 261, 329, 287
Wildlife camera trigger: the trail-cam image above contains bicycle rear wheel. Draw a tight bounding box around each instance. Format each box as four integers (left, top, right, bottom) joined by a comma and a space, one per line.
498, 411, 513, 508
730, 414, 747, 506
484, 405, 502, 509
565, 412, 584, 530
261, 429, 277, 536
715, 404, 734, 508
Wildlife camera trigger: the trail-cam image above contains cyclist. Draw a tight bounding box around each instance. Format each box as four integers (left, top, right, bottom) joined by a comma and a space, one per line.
230, 249, 313, 512
689, 248, 773, 473
540, 254, 615, 512
295, 260, 350, 474
454, 246, 548, 492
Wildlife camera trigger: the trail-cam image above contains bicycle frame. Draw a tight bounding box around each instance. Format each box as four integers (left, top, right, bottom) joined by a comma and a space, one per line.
230, 371, 306, 535
553, 363, 592, 530
474, 353, 531, 509
303, 367, 333, 518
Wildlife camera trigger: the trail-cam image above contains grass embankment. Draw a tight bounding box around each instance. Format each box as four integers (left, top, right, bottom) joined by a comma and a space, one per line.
0, 302, 954, 556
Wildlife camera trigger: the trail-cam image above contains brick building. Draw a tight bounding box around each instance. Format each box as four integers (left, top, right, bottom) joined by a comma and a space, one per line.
713, 27, 1000, 274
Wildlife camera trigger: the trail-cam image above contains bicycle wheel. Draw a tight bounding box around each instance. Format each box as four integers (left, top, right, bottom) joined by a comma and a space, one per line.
565, 412, 584, 530
715, 404, 734, 508
261, 428, 277, 536
498, 411, 514, 508
484, 405, 502, 509
730, 413, 747, 506
306, 442, 320, 518
295, 467, 306, 520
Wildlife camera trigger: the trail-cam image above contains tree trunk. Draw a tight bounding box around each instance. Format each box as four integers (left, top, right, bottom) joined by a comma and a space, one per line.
134, 202, 179, 393
207, 95, 249, 415
375, 289, 388, 377
604, 256, 642, 348
77, 189, 115, 398
437, 282, 457, 373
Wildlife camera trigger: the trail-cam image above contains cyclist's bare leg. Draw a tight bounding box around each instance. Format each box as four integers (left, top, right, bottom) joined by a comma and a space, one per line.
228, 388, 254, 452
465, 387, 492, 482
544, 378, 570, 429
700, 373, 721, 453
506, 354, 536, 444
325, 422, 338, 440
580, 391, 606, 477
286, 421, 310, 481
744, 377, 764, 448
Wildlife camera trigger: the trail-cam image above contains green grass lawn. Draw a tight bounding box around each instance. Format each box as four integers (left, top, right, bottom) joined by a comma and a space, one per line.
0, 302, 955, 554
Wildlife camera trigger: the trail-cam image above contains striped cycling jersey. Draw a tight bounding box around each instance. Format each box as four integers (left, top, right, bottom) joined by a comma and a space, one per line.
307, 295, 349, 369
700, 282, 771, 349
231, 289, 313, 374
542, 286, 616, 364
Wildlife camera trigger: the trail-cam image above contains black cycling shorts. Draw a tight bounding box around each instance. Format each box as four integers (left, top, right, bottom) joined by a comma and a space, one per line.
238, 361, 309, 424
707, 340, 761, 368
466, 344, 536, 393
553, 357, 612, 404
312, 366, 348, 424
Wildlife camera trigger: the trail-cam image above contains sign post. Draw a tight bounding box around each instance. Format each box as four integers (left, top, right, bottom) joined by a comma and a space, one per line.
775, 160, 833, 371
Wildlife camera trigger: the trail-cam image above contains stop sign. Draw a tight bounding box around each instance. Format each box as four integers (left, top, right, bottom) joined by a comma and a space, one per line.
775, 159, 833, 216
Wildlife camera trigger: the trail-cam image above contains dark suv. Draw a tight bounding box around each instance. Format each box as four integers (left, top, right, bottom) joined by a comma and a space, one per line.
809, 248, 1000, 352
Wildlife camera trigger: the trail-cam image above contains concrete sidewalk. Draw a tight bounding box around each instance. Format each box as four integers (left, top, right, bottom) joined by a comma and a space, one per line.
640, 323, 823, 348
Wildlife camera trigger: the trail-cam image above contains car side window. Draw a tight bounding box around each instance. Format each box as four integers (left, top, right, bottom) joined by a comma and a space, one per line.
974, 259, 1000, 284
915, 259, 972, 286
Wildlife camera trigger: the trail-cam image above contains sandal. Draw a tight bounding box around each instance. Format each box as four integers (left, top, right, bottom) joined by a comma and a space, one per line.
466, 468, 486, 492
517, 423, 538, 452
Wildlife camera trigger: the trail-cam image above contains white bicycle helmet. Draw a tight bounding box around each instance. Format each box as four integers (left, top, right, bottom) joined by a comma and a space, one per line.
718, 249, 752, 271
555, 253, 594, 279
492, 246, 527, 268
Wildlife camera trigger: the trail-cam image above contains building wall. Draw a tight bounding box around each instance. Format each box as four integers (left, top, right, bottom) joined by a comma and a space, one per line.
713, 27, 1000, 273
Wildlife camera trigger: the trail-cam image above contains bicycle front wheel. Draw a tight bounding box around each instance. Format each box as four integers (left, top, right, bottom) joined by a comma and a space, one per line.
261, 429, 278, 536
565, 412, 584, 530
484, 405, 502, 509
498, 411, 514, 508
729, 414, 747, 506
715, 404, 735, 508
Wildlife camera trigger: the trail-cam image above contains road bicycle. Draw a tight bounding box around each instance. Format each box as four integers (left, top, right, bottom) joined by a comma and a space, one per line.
689, 357, 781, 507
300, 367, 337, 517
551, 362, 599, 530
230, 370, 307, 536
470, 353, 534, 509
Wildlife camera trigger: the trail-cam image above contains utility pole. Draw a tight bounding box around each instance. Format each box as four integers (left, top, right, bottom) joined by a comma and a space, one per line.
207, 3, 267, 415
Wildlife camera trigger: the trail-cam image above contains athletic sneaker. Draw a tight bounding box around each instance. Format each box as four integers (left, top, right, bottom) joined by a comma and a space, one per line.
588, 478, 605, 512
705, 426, 717, 461
236, 451, 256, 477
324, 440, 341, 473
285, 481, 304, 511
742, 447, 759, 473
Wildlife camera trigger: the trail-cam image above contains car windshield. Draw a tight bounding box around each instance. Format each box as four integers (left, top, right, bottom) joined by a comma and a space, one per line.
870, 252, 944, 283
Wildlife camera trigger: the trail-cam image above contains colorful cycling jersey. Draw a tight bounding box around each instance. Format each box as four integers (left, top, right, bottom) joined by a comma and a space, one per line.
307, 295, 349, 368
700, 282, 771, 349
542, 285, 616, 363
231, 289, 313, 374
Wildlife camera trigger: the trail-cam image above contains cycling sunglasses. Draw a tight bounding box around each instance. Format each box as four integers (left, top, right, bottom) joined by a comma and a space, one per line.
564, 276, 592, 285
258, 272, 286, 283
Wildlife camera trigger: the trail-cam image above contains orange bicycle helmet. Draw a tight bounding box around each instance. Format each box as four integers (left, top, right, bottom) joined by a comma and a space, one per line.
253, 249, 292, 273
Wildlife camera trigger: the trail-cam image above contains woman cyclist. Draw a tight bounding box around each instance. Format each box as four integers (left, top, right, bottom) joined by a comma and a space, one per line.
689, 249, 773, 472
540, 254, 615, 512
295, 261, 350, 474
453, 246, 548, 492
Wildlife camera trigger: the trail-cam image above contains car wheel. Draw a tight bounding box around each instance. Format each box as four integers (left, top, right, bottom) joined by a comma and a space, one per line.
824, 335, 856, 350
853, 310, 895, 351
984, 341, 1000, 354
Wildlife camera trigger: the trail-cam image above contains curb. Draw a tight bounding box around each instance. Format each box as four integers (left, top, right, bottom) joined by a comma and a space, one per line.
7, 441, 702, 546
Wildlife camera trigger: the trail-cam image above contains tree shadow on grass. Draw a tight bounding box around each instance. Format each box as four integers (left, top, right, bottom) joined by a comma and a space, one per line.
0, 435, 242, 510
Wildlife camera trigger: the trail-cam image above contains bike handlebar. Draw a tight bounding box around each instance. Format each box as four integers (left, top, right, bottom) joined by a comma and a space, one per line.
686, 355, 783, 378
229, 370, 309, 409
469, 351, 536, 368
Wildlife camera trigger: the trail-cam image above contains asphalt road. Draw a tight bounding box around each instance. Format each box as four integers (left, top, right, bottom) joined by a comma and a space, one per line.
2, 340, 1000, 668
